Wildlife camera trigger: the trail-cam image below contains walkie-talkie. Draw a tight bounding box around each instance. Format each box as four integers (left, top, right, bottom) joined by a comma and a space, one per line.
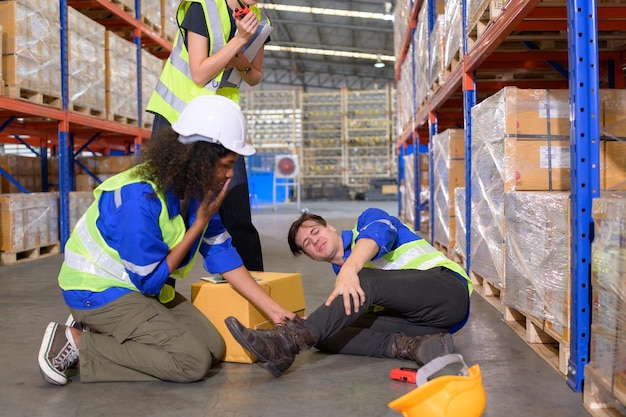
234, 0, 250, 20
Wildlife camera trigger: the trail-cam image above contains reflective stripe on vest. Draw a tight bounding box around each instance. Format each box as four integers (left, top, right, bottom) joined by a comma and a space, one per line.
366, 242, 449, 271
146, 0, 227, 123
59, 167, 196, 293
203, 230, 231, 246
351, 223, 473, 295
146, 2, 269, 122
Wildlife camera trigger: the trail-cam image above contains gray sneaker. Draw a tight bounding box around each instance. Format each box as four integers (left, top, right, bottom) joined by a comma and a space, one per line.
38, 322, 79, 385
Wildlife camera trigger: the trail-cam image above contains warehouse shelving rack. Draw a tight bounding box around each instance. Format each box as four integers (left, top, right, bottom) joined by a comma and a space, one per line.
393, 0, 626, 393
300, 91, 345, 196
0, 0, 167, 244
345, 87, 395, 193
241, 89, 302, 169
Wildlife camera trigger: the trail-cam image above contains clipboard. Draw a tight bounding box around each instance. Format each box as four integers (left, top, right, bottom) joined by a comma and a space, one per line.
225, 23, 273, 86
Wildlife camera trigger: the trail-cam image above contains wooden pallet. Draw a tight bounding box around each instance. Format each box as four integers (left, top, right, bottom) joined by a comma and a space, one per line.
470, 269, 504, 312
584, 366, 626, 417
107, 113, 139, 127
451, 251, 466, 270
0, 242, 60, 266
466, 0, 508, 51
503, 305, 570, 376
444, 47, 462, 80
433, 239, 452, 258
3, 85, 62, 109
141, 15, 161, 34
110, 0, 134, 14
70, 103, 106, 119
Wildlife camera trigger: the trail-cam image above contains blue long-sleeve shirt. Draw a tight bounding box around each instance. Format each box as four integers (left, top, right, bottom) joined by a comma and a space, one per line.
332, 208, 423, 275
62, 182, 243, 309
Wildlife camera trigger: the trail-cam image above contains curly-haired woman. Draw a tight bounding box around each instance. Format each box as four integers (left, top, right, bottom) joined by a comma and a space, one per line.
38, 95, 293, 385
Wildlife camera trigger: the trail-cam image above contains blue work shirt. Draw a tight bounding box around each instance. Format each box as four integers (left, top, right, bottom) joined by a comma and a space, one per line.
332, 207, 422, 275
62, 182, 243, 309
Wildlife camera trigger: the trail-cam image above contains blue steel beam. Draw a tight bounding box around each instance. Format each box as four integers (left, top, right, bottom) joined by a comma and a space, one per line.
462, 0, 476, 278
522, 41, 569, 79
11, 135, 41, 157
59, 0, 71, 247
73, 132, 102, 158
429, 112, 437, 243
566, 0, 600, 393
0, 116, 17, 133
0, 167, 30, 193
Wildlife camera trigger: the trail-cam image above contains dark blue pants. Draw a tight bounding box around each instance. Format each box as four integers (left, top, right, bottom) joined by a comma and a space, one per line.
306, 267, 470, 358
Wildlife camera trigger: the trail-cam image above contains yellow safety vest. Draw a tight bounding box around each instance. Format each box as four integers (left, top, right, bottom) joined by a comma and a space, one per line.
146, 0, 270, 123
59, 165, 202, 302
352, 224, 473, 295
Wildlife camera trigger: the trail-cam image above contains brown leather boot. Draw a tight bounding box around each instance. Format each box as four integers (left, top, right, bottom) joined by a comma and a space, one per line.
225, 315, 316, 377
391, 333, 455, 366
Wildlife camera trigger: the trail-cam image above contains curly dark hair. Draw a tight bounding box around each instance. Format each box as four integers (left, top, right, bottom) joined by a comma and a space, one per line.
287, 212, 328, 256
134, 124, 233, 200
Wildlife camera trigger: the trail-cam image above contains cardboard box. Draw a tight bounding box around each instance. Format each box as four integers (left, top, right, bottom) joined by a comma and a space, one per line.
191, 272, 306, 363
510, 138, 572, 191
600, 89, 626, 139
0, 192, 58, 252
472, 87, 571, 137
604, 141, 626, 190
0, 0, 61, 95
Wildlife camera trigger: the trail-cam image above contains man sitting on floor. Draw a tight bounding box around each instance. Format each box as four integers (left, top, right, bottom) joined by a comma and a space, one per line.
226, 207, 472, 377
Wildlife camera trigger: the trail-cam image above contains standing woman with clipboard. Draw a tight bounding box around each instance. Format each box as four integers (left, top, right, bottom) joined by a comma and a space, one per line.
147, 0, 272, 272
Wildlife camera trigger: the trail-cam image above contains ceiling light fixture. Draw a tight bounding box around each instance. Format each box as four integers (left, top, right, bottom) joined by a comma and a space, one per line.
258, 4, 392, 21
265, 45, 395, 63
382, 2, 394, 21
374, 61, 386, 68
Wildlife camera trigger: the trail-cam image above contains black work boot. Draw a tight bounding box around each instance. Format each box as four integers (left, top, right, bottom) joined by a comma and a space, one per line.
391, 333, 455, 366
225, 315, 316, 377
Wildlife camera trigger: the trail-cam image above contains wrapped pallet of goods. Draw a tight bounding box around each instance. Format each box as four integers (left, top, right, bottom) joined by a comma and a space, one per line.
105, 30, 138, 125
429, 14, 446, 91
432, 129, 465, 256
140, 0, 161, 33
400, 153, 415, 228
470, 87, 571, 291
585, 192, 626, 414
68, 6, 106, 118
397, 43, 413, 132
413, 5, 428, 109
0, 192, 59, 265
162, 0, 181, 42
600, 89, 626, 191
141, 49, 165, 129
0, 0, 61, 104
452, 186, 466, 268
443, 0, 463, 75
503, 191, 571, 375
400, 153, 429, 237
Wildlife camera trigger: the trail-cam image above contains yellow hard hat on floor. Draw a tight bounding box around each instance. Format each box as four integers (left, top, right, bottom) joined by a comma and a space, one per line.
388, 356, 486, 417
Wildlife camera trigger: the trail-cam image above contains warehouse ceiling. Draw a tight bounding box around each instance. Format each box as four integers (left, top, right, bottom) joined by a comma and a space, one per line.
256, 1, 396, 91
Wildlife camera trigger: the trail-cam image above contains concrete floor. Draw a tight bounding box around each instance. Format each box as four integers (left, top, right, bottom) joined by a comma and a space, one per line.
0, 200, 590, 417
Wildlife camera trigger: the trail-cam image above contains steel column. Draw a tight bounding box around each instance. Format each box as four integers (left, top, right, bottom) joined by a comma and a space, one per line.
566, 0, 600, 393
59, 0, 71, 248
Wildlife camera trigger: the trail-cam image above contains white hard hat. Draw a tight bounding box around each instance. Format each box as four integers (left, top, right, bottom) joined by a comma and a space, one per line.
172, 95, 255, 156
